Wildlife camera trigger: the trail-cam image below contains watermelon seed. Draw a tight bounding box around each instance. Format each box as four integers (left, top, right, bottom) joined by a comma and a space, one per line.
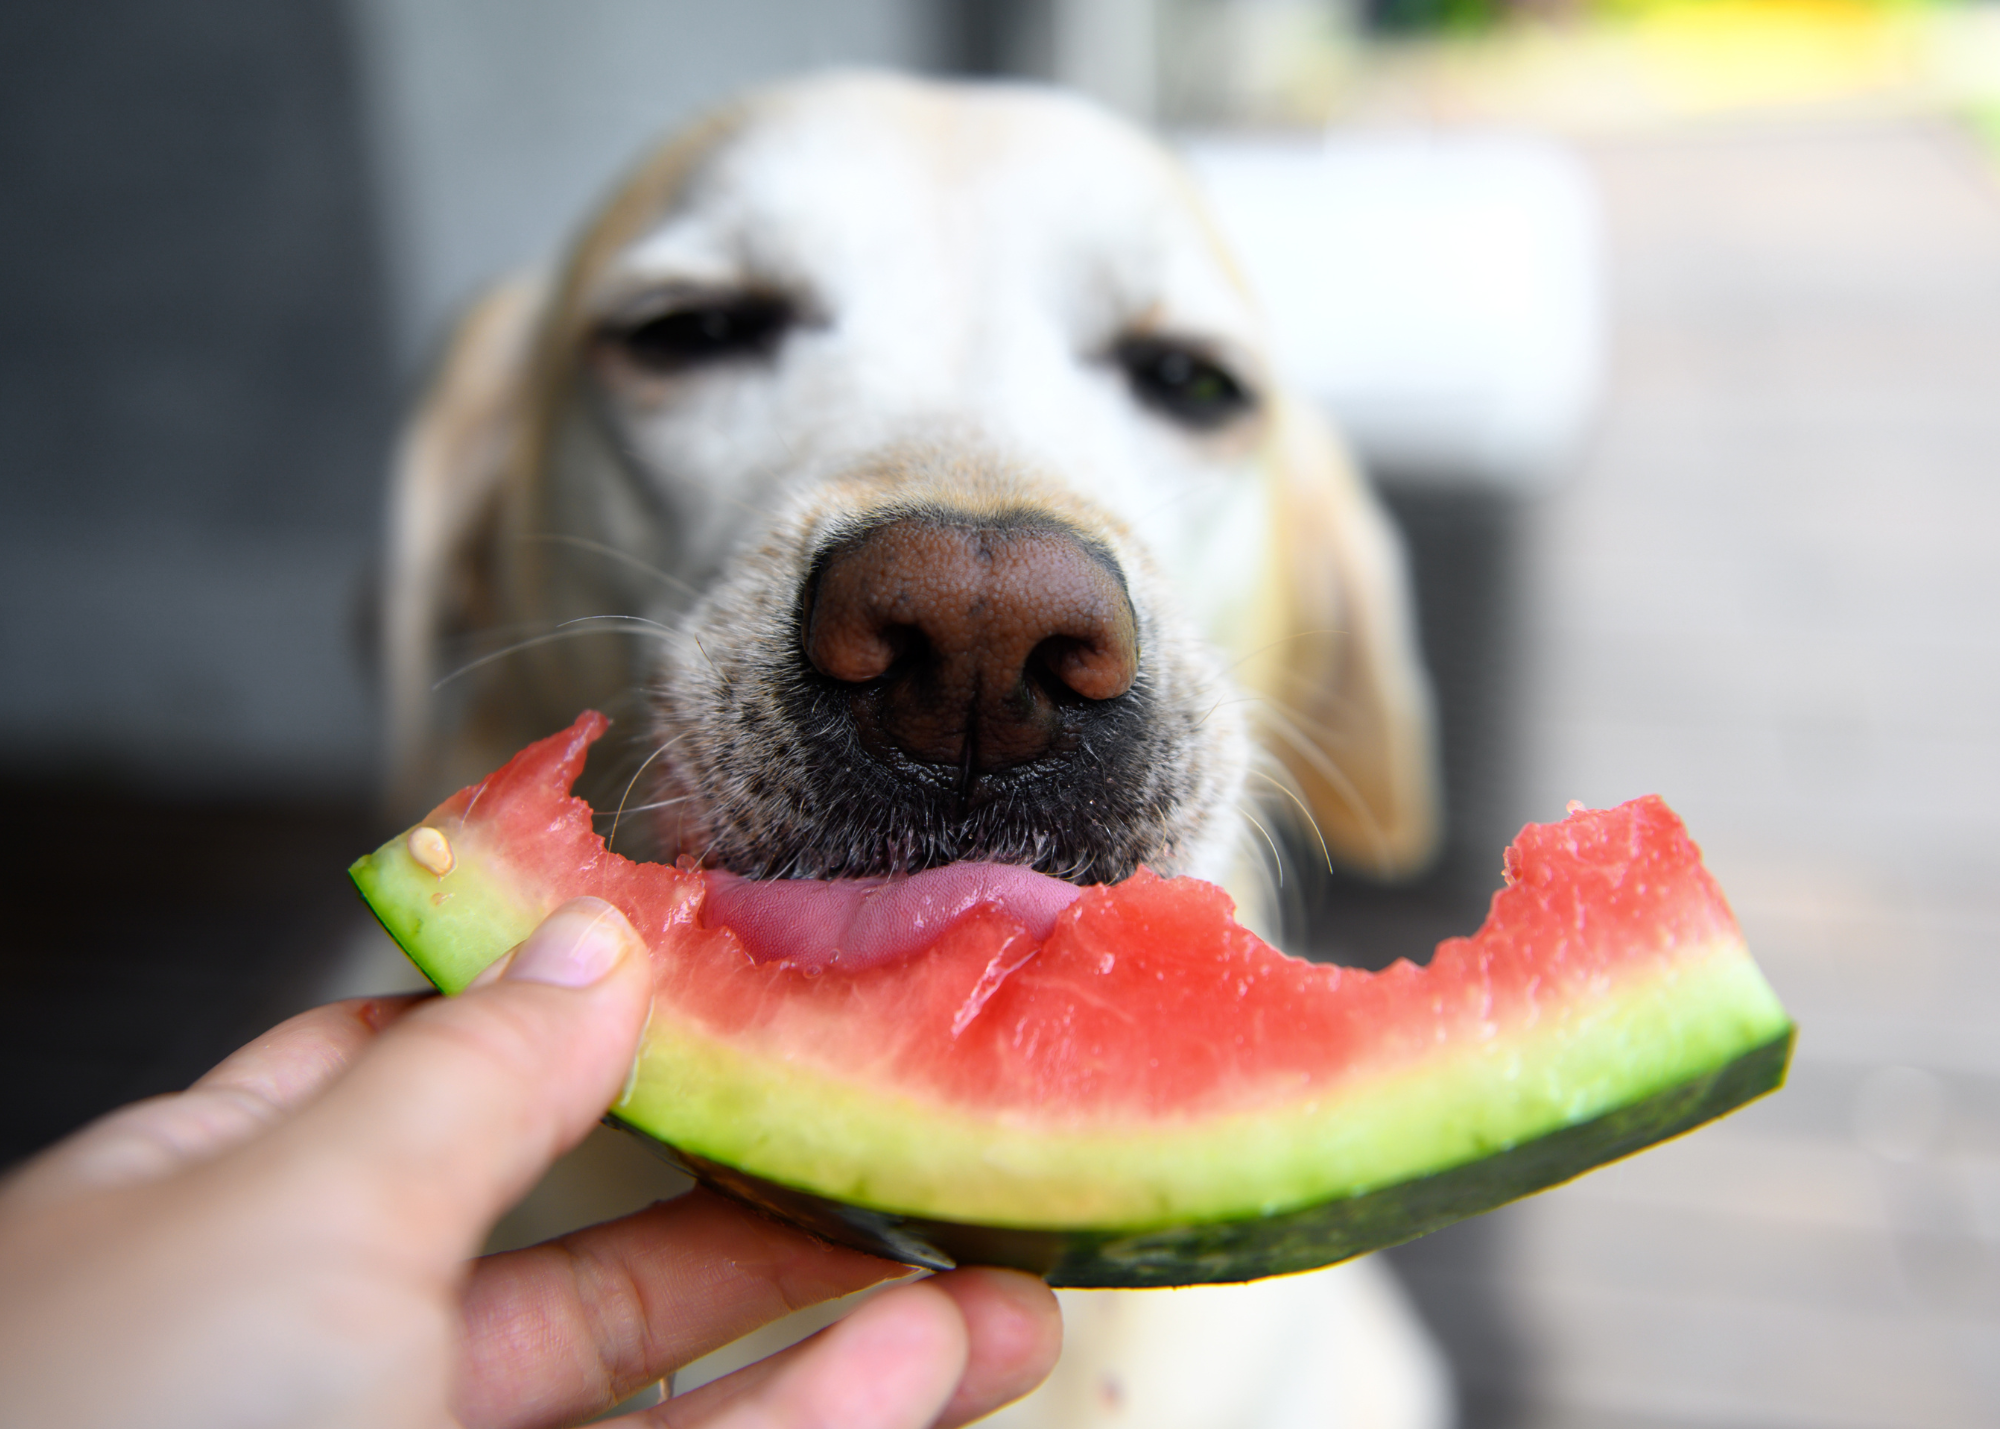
408, 826, 455, 878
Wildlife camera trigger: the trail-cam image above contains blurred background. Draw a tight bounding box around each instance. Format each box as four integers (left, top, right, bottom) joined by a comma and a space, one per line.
4, 0, 1999, 1423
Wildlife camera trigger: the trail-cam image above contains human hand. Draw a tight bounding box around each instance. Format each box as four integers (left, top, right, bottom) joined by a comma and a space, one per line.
0, 898, 1060, 1428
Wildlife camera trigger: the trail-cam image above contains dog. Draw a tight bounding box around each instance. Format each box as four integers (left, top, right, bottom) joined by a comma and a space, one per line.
381, 71, 1451, 1429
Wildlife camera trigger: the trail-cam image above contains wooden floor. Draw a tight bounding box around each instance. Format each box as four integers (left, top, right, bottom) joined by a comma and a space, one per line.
1395, 113, 2000, 1429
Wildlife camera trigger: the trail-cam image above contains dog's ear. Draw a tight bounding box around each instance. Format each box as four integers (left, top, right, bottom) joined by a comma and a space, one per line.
1238, 396, 1441, 879
382, 272, 548, 813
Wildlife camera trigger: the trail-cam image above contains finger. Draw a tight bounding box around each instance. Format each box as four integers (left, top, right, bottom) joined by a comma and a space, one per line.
644, 1278, 968, 1429
925, 1269, 1062, 1428
455, 1190, 904, 1429
193, 995, 425, 1109
648, 1268, 1059, 1429
3, 997, 425, 1203
259, 898, 654, 1260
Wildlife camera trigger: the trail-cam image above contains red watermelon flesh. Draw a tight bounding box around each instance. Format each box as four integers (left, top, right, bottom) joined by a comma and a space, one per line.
351, 711, 1793, 1286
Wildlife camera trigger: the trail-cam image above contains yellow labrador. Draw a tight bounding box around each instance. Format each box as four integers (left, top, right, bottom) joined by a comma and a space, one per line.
384, 71, 1450, 1429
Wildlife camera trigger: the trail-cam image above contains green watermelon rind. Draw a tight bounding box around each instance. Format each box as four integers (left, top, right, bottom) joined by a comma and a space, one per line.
352, 809, 1794, 1283
657, 1027, 1793, 1287
352, 833, 544, 994
609, 945, 1787, 1230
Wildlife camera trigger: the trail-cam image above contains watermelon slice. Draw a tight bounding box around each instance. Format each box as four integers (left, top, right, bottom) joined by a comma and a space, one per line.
350, 712, 1792, 1287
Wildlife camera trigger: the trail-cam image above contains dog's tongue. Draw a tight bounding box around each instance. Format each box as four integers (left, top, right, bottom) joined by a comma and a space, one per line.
701, 862, 1084, 972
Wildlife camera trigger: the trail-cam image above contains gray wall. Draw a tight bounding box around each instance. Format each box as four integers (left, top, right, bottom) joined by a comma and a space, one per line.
0, 0, 954, 796
0, 0, 395, 795
349, 0, 952, 364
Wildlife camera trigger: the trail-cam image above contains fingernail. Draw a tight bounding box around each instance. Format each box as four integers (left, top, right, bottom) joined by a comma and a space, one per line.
504, 899, 632, 988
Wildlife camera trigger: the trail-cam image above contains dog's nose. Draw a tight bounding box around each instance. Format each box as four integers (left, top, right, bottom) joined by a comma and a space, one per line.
804, 515, 1140, 772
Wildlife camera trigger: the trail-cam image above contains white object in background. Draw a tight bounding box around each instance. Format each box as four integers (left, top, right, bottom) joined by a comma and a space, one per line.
1183, 133, 1605, 493
986, 1257, 1455, 1429
1050, 0, 1160, 122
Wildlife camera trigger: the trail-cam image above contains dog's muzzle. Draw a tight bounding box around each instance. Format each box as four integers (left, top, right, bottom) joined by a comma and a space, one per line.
677, 505, 1205, 887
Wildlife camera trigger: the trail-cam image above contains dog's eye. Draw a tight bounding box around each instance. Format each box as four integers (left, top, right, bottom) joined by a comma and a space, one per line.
1115, 338, 1254, 429
610, 297, 792, 373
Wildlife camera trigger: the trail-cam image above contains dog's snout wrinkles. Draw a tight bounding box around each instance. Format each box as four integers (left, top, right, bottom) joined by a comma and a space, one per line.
805, 516, 1140, 773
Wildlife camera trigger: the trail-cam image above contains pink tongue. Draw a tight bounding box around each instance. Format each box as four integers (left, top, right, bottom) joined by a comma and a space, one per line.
702, 862, 1084, 972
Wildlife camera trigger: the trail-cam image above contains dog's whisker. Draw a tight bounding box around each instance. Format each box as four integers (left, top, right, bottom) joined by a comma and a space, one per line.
599, 787, 701, 818
1258, 667, 1408, 744
1191, 694, 1269, 728
433, 622, 673, 692
608, 732, 692, 850
1252, 700, 1395, 875
525, 532, 700, 600
691, 635, 732, 691
1220, 628, 1346, 678
556, 613, 677, 636
1129, 477, 1227, 527
1234, 800, 1287, 890
1252, 690, 1366, 758
1230, 685, 1355, 756
1245, 765, 1334, 875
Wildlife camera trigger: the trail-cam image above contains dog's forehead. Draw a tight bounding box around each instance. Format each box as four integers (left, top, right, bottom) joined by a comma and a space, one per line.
594, 77, 1261, 349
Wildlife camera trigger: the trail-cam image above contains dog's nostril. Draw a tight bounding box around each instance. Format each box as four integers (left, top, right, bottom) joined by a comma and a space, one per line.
807, 615, 924, 685
1032, 633, 1135, 704
803, 514, 1139, 772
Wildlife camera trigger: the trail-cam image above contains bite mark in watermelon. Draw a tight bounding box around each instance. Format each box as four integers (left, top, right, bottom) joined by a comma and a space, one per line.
350, 712, 1793, 1287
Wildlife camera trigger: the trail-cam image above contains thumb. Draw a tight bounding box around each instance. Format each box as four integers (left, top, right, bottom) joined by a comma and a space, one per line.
264, 898, 655, 1259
